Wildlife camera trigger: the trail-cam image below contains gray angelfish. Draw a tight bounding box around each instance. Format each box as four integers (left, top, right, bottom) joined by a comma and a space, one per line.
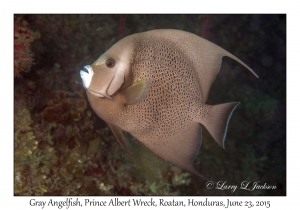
79, 29, 258, 180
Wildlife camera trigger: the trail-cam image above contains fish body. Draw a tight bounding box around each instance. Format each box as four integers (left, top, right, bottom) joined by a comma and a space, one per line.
80, 29, 258, 179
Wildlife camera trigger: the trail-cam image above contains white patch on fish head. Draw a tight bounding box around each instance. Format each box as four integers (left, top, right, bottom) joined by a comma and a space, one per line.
80, 65, 93, 89
80, 36, 134, 100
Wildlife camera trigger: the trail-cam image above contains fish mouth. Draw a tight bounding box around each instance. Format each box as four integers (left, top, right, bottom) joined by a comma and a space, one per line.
80, 65, 94, 89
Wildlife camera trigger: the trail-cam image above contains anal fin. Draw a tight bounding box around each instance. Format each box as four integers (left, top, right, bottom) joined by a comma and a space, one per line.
201, 102, 240, 149
136, 123, 210, 180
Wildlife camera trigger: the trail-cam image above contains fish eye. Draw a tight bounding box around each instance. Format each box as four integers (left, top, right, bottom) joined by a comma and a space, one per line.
105, 58, 116, 68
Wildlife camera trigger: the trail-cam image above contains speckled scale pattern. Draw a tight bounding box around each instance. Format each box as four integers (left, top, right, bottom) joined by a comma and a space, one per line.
115, 34, 209, 148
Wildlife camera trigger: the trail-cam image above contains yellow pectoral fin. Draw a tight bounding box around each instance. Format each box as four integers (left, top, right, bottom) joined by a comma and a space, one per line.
120, 79, 151, 105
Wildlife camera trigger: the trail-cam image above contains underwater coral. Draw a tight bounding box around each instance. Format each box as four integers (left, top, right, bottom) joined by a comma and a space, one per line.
14, 17, 40, 77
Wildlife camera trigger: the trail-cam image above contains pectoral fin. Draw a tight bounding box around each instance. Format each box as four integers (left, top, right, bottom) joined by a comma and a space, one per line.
120, 80, 151, 105
107, 122, 139, 168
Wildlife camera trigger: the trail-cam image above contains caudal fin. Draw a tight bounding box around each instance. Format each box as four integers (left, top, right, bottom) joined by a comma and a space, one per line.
201, 102, 240, 148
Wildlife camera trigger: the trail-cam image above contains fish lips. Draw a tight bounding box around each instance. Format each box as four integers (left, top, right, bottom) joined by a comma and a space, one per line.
80, 65, 94, 89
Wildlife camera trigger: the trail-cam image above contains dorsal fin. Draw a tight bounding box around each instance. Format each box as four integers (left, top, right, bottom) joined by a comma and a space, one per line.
187, 38, 259, 102
142, 29, 259, 102
225, 53, 259, 78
